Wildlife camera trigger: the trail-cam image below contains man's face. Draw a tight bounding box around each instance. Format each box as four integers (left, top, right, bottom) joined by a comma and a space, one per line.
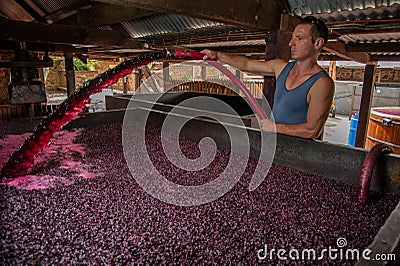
289, 24, 315, 60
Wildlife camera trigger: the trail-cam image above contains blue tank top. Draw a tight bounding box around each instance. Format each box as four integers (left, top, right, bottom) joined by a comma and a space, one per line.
271, 61, 328, 124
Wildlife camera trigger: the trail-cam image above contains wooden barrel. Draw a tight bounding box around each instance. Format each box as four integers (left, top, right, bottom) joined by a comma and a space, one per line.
365, 107, 400, 154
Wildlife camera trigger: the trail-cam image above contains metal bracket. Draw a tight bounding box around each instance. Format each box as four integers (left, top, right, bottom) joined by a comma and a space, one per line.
382, 118, 393, 126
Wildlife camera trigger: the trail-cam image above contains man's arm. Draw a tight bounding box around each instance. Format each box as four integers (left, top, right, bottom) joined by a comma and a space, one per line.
200, 49, 286, 77
261, 76, 335, 139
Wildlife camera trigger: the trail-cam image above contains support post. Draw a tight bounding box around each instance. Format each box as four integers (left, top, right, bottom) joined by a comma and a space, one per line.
163, 61, 170, 91
135, 69, 143, 94
123, 76, 128, 94
329, 61, 337, 80
263, 14, 293, 110
201, 65, 207, 81
64, 52, 76, 97
235, 69, 243, 81
355, 64, 377, 148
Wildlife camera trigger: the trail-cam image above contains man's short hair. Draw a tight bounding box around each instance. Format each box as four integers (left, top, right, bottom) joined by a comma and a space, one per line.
301, 16, 329, 45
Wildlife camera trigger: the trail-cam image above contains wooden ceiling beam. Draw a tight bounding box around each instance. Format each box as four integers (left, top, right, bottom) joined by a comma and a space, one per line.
0, 0, 34, 22
44, 0, 92, 22
205, 45, 266, 54
77, 3, 155, 27
84, 51, 142, 60
323, 41, 371, 64
0, 41, 90, 55
329, 24, 400, 35
14, 0, 47, 23
318, 54, 349, 61
0, 18, 143, 48
346, 42, 400, 53
0, 41, 54, 52
370, 54, 400, 61
96, 0, 282, 31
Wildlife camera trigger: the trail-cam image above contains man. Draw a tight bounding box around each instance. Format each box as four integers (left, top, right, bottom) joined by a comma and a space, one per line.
201, 16, 334, 139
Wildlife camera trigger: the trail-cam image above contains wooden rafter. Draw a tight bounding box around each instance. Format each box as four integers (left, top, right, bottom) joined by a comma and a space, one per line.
370, 54, 400, 61
0, 18, 143, 48
0, 0, 34, 22
14, 0, 47, 23
330, 24, 400, 35
77, 3, 155, 27
346, 42, 400, 53
206, 45, 266, 54
0, 40, 89, 54
324, 41, 371, 64
96, 0, 282, 31
44, 0, 92, 22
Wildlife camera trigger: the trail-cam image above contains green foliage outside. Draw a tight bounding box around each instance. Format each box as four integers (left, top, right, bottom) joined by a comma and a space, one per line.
73, 58, 99, 71
52, 57, 63, 69
51, 56, 99, 71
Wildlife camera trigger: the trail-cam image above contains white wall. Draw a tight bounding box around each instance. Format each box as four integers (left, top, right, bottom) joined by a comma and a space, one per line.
333, 81, 400, 116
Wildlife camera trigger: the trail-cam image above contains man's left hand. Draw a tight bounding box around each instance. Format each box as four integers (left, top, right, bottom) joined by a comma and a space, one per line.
261, 119, 276, 132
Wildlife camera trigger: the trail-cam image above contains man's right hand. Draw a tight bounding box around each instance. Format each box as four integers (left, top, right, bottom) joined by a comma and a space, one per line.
200, 49, 219, 61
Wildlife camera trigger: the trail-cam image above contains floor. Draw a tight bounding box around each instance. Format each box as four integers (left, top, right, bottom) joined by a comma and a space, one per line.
323, 114, 351, 145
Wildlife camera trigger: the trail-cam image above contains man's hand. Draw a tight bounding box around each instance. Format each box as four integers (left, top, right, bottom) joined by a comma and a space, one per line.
200, 49, 219, 60
261, 119, 276, 132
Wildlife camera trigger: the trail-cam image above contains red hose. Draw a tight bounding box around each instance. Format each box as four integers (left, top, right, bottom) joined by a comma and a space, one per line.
171, 50, 267, 120
357, 143, 393, 204
1, 49, 266, 179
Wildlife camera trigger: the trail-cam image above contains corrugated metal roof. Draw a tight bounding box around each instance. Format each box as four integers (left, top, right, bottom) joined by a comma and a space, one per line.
286, 0, 400, 56
288, 0, 399, 20
0, 0, 399, 60
184, 39, 265, 48
122, 13, 243, 39
28, 0, 81, 14
371, 52, 400, 56
116, 1, 399, 51
340, 32, 400, 43
24, 0, 45, 16
319, 4, 400, 22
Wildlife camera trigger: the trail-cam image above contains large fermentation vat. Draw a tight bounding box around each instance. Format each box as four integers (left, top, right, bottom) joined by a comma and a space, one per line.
1, 93, 399, 264
366, 107, 400, 154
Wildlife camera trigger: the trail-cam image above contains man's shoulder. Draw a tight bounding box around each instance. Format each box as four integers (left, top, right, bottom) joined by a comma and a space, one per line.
320, 74, 334, 85
311, 75, 335, 98
271, 59, 290, 77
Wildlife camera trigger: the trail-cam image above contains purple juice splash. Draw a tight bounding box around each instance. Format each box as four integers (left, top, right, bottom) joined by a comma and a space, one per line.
1, 51, 168, 179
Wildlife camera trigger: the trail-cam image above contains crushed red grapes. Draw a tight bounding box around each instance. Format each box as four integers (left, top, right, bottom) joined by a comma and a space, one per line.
1, 122, 399, 265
